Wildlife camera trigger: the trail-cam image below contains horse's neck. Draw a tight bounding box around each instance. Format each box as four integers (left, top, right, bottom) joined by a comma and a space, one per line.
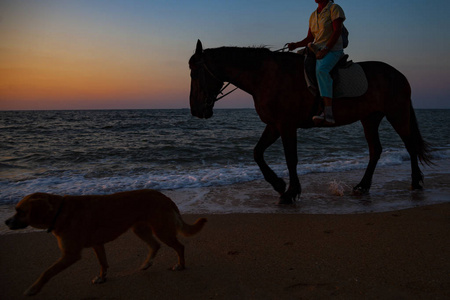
206, 48, 270, 95
211, 63, 256, 96
224, 69, 255, 95
207, 49, 313, 114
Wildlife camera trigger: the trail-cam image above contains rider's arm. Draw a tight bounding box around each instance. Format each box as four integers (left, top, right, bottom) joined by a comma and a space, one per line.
288, 28, 314, 51
316, 18, 344, 59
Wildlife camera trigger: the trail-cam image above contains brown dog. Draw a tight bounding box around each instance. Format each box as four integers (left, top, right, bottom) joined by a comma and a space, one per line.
5, 189, 207, 296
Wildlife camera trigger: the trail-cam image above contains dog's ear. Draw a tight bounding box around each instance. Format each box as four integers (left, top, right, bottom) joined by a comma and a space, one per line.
28, 196, 55, 229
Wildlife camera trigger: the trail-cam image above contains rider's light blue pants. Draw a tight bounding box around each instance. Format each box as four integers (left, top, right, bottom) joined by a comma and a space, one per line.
316, 50, 344, 98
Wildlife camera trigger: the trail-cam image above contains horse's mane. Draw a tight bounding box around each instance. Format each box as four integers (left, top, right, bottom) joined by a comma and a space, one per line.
204, 46, 300, 70
206, 46, 272, 58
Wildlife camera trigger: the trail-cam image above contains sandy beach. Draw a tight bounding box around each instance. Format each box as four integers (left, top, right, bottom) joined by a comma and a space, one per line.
1, 202, 449, 300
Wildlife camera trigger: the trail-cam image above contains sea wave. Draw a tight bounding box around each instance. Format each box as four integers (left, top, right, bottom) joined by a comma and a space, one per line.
1, 147, 448, 205
1, 109, 449, 208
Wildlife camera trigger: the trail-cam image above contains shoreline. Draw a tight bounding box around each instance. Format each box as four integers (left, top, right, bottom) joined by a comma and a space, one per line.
1, 159, 449, 235
1, 202, 449, 299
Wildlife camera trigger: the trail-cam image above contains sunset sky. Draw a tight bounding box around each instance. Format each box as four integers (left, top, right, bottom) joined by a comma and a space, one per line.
1, 0, 449, 110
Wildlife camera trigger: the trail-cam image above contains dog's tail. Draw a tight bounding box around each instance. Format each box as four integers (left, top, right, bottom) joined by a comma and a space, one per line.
177, 215, 207, 237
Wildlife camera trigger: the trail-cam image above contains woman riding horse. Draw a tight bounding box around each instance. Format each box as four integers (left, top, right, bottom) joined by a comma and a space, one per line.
288, 0, 346, 125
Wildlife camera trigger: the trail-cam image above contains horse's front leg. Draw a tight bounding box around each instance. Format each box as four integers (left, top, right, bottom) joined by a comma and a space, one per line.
279, 127, 301, 205
254, 125, 286, 195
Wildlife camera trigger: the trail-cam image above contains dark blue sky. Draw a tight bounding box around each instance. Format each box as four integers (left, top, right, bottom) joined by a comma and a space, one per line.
1, 0, 449, 109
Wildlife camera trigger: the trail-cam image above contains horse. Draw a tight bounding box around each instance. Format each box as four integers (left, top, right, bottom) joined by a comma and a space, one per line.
188, 40, 431, 204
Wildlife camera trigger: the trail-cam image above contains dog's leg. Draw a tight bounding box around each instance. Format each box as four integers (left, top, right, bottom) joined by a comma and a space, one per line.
92, 245, 109, 284
24, 252, 81, 296
132, 225, 161, 270
154, 232, 185, 271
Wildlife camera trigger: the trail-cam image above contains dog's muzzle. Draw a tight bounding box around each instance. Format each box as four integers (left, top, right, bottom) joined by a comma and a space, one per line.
5, 217, 29, 230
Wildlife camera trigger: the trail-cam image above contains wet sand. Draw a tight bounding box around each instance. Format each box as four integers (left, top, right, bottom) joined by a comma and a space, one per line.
1, 203, 449, 299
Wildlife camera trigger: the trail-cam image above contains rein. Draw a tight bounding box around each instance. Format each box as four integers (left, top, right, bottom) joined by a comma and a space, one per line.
201, 61, 238, 102
196, 58, 239, 105
275, 43, 290, 52
216, 83, 239, 101
196, 44, 289, 104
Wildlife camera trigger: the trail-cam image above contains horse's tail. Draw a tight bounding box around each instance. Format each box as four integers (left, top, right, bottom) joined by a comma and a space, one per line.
410, 106, 433, 165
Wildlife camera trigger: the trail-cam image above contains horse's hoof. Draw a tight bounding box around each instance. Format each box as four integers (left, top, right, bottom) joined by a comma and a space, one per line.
273, 178, 287, 195
410, 183, 423, 190
277, 192, 299, 206
277, 198, 296, 207
352, 185, 369, 196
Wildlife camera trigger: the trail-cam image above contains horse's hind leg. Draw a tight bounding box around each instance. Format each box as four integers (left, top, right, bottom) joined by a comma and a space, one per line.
387, 113, 424, 189
254, 125, 286, 195
354, 113, 385, 195
404, 140, 424, 190
279, 127, 301, 204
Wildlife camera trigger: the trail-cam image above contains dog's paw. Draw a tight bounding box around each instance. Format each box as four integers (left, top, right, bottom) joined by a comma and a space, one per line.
171, 264, 185, 271
91, 275, 106, 284
140, 261, 153, 271
24, 285, 40, 296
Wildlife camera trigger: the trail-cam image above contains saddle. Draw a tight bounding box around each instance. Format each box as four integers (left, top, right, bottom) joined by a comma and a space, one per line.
301, 48, 368, 99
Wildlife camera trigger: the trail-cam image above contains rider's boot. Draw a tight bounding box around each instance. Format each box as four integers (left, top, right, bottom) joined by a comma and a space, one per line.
313, 105, 335, 124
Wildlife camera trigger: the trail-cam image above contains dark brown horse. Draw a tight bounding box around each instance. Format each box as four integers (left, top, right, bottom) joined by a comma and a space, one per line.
189, 40, 431, 204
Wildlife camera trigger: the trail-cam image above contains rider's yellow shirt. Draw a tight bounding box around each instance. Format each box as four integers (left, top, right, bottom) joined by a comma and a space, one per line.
309, 2, 346, 51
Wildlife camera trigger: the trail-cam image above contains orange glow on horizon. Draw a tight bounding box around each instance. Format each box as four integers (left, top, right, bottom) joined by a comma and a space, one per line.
1, 0, 449, 110
0, 44, 189, 110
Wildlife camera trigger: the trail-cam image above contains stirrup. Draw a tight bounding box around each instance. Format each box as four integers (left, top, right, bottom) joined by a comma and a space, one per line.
312, 112, 324, 121
313, 112, 335, 125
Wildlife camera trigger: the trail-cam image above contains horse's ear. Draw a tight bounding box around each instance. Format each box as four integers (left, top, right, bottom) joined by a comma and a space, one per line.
195, 39, 203, 55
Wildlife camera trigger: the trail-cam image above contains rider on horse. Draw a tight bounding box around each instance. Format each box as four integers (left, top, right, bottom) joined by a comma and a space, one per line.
288, 0, 346, 125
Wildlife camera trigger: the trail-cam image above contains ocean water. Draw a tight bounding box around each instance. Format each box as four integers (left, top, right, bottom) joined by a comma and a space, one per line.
1, 109, 449, 225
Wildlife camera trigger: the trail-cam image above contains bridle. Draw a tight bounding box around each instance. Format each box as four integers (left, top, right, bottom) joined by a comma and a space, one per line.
191, 45, 289, 107
192, 56, 238, 107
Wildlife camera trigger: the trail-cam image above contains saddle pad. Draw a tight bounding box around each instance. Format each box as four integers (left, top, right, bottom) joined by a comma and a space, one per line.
334, 63, 368, 98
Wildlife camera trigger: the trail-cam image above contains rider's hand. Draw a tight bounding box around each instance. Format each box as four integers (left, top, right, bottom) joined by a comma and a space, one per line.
288, 43, 297, 51
316, 48, 329, 59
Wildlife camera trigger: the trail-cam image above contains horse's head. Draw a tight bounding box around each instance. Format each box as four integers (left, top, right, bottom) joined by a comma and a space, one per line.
189, 40, 224, 119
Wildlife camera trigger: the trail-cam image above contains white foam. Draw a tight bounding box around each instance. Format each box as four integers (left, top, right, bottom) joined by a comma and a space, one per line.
2, 149, 448, 205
